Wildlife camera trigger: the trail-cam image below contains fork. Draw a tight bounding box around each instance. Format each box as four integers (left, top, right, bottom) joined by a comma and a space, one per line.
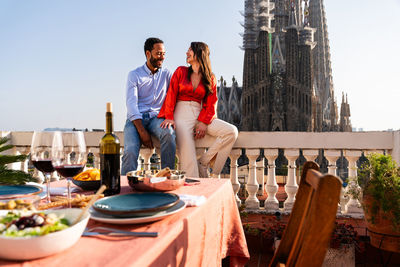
84, 226, 158, 237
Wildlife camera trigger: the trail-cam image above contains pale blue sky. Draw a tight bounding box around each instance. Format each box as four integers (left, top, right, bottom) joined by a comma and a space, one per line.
1, 0, 399, 131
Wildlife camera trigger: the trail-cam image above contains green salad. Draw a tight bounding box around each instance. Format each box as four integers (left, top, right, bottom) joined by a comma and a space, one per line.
0, 211, 70, 237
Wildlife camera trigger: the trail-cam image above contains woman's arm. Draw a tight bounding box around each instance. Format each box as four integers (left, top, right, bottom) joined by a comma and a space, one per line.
159, 67, 182, 129
195, 76, 217, 139
197, 76, 218, 125
163, 67, 181, 120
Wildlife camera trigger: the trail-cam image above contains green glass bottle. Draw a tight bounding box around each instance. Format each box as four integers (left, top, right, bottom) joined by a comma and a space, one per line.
100, 102, 121, 196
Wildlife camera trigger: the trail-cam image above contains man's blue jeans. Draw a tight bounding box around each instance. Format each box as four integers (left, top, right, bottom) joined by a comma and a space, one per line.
121, 115, 176, 175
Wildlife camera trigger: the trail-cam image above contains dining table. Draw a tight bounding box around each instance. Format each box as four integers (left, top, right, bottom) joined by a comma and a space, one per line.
0, 177, 250, 267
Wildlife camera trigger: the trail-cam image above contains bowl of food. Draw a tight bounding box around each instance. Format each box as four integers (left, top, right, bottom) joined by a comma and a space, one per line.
0, 208, 90, 260
0, 194, 40, 211
72, 168, 101, 191
127, 168, 185, 192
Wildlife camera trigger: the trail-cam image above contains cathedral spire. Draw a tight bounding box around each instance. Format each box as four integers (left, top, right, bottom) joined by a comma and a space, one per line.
240, 0, 258, 49
258, 0, 275, 32
303, 0, 310, 27
271, 35, 285, 73
288, 0, 298, 28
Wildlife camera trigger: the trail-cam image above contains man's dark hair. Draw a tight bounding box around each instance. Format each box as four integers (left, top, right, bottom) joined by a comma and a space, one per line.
144, 38, 164, 55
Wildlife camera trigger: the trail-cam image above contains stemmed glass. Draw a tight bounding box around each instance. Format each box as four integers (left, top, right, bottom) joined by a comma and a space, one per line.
52, 131, 86, 207
31, 131, 58, 203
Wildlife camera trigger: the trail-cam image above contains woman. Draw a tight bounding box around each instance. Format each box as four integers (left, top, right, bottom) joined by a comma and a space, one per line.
158, 42, 238, 178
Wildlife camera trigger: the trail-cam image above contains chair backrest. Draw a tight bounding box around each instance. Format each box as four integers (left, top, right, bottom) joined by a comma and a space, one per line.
269, 161, 342, 267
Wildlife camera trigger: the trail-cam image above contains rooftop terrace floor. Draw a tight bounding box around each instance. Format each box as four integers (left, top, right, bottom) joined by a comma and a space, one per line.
237, 184, 400, 267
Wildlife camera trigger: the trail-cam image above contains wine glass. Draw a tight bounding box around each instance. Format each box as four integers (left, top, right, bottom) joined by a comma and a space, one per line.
52, 131, 86, 208
31, 131, 58, 203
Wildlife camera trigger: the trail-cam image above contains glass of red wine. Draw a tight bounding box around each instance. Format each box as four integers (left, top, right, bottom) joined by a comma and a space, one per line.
52, 131, 86, 208
30, 131, 58, 203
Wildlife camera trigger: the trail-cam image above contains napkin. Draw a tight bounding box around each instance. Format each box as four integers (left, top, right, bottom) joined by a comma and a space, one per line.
48, 187, 81, 196
178, 194, 206, 207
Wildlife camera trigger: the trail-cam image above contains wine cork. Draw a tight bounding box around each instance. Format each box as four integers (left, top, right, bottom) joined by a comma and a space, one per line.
106, 102, 112, 113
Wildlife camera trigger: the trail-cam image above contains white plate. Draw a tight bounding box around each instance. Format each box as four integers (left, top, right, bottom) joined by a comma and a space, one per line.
89, 200, 186, 224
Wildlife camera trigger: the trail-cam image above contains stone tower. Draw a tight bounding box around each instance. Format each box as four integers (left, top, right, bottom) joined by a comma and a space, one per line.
236, 0, 351, 132
339, 93, 352, 132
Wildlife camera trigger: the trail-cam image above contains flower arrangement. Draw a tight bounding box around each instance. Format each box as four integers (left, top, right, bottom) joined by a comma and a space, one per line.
240, 209, 364, 252
262, 216, 286, 240
330, 222, 362, 251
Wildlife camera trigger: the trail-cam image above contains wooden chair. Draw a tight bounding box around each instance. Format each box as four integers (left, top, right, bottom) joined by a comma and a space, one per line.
269, 161, 342, 267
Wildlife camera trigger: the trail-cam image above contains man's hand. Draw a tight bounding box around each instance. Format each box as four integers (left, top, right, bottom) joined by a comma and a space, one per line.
133, 120, 154, 148
194, 121, 207, 139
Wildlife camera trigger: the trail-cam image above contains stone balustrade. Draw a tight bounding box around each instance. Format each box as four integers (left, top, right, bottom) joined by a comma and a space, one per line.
2, 130, 400, 218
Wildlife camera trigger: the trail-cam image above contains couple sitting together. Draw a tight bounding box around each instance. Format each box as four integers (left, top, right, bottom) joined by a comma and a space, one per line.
121, 37, 238, 178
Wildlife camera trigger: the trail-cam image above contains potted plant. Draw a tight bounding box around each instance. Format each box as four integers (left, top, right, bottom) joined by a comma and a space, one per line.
357, 153, 400, 253
0, 137, 35, 185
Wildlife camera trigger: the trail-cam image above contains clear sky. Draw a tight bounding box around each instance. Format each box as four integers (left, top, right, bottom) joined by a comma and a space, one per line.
1, 0, 399, 132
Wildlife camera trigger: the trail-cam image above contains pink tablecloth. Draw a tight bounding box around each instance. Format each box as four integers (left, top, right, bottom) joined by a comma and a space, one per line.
0, 178, 249, 267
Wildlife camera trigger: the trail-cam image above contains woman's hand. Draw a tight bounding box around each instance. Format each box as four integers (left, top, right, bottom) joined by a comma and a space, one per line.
194, 122, 207, 139
160, 119, 175, 129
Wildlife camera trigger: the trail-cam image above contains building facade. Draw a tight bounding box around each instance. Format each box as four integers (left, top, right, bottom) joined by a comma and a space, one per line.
217, 0, 352, 132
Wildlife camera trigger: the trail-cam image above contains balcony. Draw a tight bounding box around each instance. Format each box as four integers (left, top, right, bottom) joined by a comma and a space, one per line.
3, 130, 400, 265
2, 130, 400, 218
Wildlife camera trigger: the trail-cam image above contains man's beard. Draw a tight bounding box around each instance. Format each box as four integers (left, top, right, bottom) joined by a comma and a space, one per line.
150, 55, 163, 69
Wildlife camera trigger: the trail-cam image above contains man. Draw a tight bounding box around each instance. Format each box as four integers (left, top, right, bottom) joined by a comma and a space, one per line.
121, 37, 176, 175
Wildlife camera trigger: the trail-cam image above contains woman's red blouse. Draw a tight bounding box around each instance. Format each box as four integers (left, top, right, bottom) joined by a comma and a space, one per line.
158, 66, 217, 125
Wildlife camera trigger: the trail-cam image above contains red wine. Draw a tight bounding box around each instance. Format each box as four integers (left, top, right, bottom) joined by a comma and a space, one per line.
100, 102, 121, 196
55, 164, 84, 178
100, 154, 120, 195
32, 159, 54, 173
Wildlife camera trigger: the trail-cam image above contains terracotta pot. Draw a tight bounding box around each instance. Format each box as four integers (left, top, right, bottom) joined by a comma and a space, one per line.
363, 195, 400, 253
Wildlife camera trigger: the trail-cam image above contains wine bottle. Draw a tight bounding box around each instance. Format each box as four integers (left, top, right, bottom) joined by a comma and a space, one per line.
100, 102, 121, 196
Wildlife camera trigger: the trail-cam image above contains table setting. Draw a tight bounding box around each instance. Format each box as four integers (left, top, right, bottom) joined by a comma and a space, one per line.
0, 129, 249, 266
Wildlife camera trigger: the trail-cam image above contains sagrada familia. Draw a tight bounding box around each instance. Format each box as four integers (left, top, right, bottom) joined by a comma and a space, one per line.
217, 0, 352, 132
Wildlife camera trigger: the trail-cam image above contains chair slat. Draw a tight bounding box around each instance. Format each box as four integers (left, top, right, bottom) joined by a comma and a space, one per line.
269, 161, 342, 267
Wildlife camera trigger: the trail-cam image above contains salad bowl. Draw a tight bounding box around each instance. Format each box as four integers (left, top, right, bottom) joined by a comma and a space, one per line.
0, 208, 89, 260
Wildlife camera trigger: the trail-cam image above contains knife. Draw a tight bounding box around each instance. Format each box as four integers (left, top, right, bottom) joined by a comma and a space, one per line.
82, 231, 158, 237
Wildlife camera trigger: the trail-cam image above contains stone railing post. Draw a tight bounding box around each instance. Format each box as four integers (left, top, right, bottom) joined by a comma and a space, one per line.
344, 150, 363, 215
229, 149, 242, 207
15, 146, 30, 173
245, 149, 260, 209
325, 150, 343, 214
141, 148, 154, 171
284, 149, 299, 212
302, 149, 319, 162
256, 159, 265, 195
325, 150, 341, 176
155, 148, 161, 170
264, 149, 279, 211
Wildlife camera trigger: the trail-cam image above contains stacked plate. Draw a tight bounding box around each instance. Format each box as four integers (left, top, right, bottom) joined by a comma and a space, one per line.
0, 184, 43, 199
90, 192, 186, 224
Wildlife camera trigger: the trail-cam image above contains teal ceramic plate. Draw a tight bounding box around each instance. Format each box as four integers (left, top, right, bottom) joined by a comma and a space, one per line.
89, 200, 186, 224
0, 185, 43, 199
93, 192, 180, 217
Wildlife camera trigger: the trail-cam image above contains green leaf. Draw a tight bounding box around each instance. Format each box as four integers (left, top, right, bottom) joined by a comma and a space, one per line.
0, 169, 36, 185
0, 155, 28, 166
0, 137, 9, 146
0, 144, 14, 153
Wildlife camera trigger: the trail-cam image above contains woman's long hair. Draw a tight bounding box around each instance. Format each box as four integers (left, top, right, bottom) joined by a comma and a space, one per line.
188, 42, 214, 95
